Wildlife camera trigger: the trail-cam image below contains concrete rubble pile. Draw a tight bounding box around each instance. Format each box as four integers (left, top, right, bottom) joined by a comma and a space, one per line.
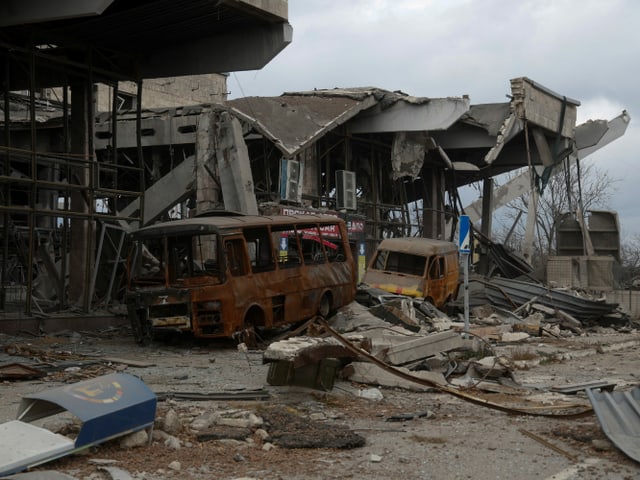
262, 287, 636, 395
1, 285, 639, 477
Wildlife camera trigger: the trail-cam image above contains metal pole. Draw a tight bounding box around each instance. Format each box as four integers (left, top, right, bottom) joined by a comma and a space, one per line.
2, 52, 11, 310
463, 252, 469, 334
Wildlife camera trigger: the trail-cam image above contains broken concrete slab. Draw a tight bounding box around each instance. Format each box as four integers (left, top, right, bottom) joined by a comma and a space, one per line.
468, 357, 511, 379
342, 361, 447, 392
369, 302, 421, 332
501, 332, 530, 342
384, 330, 464, 365
263, 336, 355, 364
266, 358, 341, 391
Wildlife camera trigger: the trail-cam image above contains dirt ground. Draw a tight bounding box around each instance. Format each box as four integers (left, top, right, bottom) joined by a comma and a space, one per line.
1, 322, 640, 480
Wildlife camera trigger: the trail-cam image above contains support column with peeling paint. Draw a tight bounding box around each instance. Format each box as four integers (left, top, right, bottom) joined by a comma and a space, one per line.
196, 112, 222, 215
213, 112, 258, 215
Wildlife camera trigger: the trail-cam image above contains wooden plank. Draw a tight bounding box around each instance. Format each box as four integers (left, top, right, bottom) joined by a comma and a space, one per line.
102, 357, 156, 368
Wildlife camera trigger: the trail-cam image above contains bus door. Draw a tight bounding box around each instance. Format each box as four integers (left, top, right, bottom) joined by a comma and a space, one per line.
243, 226, 290, 326
222, 235, 254, 329
270, 226, 305, 325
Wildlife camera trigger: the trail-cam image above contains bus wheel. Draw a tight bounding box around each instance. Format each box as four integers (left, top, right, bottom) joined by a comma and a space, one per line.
318, 293, 332, 318
131, 310, 152, 345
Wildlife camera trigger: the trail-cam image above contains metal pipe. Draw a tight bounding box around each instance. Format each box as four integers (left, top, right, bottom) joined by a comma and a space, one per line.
136, 79, 145, 225
82, 51, 96, 311
25, 43, 37, 316
58, 84, 69, 310
2, 51, 11, 309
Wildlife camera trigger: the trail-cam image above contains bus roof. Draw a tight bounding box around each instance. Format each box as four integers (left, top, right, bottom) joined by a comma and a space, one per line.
129, 214, 345, 240
376, 237, 458, 256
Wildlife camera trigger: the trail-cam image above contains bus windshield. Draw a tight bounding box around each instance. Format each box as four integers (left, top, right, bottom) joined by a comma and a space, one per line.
130, 233, 222, 284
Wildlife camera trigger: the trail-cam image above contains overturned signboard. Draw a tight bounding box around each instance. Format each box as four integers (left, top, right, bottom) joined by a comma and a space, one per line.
0, 373, 157, 476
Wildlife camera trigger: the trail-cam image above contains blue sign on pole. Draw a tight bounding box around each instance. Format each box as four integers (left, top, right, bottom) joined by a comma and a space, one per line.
459, 215, 470, 254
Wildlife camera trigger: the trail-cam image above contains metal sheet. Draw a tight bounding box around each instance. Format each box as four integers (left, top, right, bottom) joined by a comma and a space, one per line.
0, 421, 75, 476
586, 386, 640, 463
485, 277, 618, 321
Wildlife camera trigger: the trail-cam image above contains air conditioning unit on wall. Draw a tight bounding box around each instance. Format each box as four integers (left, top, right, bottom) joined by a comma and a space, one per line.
336, 170, 356, 210
279, 158, 303, 203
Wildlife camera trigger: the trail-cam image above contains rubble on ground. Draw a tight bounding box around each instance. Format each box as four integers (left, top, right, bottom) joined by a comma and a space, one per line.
1, 281, 639, 478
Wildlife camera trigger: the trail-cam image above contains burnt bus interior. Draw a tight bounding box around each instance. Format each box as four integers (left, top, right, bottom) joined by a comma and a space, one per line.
126, 216, 354, 341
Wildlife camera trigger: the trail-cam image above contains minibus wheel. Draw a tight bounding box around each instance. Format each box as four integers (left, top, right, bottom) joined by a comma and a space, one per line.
318, 292, 332, 318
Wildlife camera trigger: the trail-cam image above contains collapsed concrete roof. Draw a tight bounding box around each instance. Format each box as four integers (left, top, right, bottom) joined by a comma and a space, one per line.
227, 87, 470, 157
228, 78, 583, 187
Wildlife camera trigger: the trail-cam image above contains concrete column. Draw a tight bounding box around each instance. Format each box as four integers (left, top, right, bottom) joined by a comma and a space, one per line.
477, 177, 494, 275
68, 82, 92, 308
300, 145, 318, 206
213, 111, 258, 215
422, 168, 445, 240
195, 112, 222, 215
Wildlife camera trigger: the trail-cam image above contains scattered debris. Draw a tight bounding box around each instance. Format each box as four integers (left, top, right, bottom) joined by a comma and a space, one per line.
386, 410, 435, 422
519, 428, 578, 462
156, 390, 271, 402
550, 381, 617, 395
0, 362, 46, 380
484, 277, 620, 322
260, 407, 365, 449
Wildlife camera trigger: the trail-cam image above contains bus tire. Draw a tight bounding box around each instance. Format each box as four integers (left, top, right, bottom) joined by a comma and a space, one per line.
131, 310, 152, 345
318, 292, 332, 318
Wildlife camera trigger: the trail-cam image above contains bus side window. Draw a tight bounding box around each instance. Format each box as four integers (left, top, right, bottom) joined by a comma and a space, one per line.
272, 227, 301, 268
323, 224, 346, 262
244, 227, 275, 273
298, 225, 326, 264
225, 239, 248, 276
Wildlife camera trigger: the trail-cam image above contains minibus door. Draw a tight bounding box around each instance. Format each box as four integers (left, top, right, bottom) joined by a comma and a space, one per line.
426, 255, 447, 307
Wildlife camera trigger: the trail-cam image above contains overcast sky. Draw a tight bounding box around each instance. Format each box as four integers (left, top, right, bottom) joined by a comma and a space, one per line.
231, 0, 640, 240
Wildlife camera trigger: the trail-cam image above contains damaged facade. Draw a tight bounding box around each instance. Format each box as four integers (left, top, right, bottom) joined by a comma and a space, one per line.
0, 1, 635, 334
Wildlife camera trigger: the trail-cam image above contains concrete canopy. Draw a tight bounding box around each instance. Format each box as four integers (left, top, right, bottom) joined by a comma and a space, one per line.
431, 77, 581, 187
229, 78, 583, 190
228, 88, 471, 158
0, 0, 291, 87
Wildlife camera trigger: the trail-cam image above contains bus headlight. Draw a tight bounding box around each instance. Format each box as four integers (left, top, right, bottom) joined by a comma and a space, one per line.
198, 301, 221, 311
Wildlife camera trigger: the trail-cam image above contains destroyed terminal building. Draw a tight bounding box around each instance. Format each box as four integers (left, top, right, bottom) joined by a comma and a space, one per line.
0, 0, 635, 333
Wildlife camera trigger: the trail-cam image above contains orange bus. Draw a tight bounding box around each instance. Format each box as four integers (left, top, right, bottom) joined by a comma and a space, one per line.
125, 213, 357, 343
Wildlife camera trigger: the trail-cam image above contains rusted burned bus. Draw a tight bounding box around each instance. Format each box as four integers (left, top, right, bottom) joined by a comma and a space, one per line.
125, 213, 357, 343
362, 237, 459, 308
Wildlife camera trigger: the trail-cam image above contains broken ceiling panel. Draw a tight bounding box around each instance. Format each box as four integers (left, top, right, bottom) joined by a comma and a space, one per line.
227, 90, 379, 157
348, 95, 470, 134
577, 110, 631, 159
510, 77, 579, 137
390, 131, 429, 180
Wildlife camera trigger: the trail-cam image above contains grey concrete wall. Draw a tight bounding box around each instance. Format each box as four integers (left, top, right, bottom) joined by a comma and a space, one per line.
95, 74, 228, 111
610, 289, 640, 319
